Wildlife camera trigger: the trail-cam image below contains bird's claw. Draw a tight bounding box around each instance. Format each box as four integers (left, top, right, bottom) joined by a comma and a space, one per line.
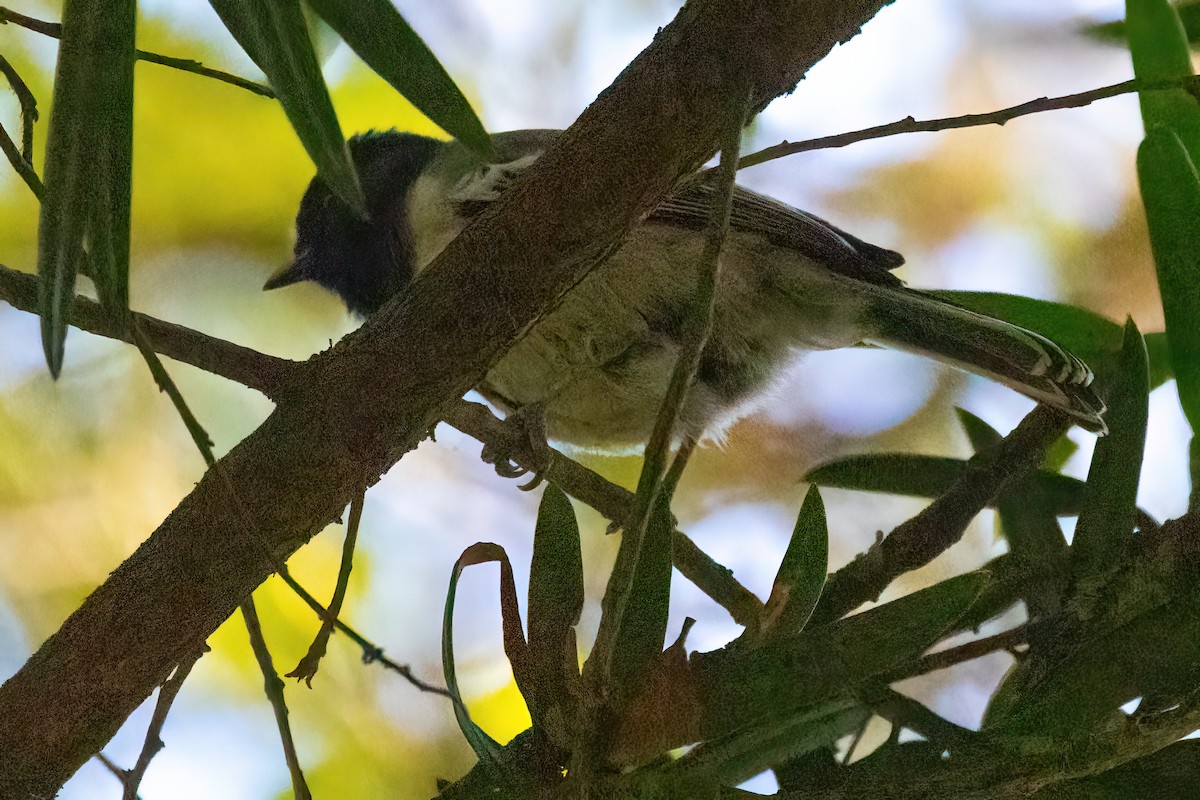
480, 403, 551, 490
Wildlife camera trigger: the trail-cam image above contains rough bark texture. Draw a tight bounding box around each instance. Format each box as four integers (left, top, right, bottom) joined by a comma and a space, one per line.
0, 0, 894, 795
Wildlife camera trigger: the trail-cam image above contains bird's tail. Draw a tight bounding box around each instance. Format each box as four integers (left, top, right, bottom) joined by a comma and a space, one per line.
859, 288, 1108, 434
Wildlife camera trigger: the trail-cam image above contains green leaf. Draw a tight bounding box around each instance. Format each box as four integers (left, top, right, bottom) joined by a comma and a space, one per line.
525, 484, 583, 736
675, 700, 868, 787
1137, 128, 1200, 434
955, 407, 1003, 452
305, 0, 493, 159
1143, 331, 1174, 390
607, 496, 675, 705
1087, 1, 1200, 50
697, 573, 986, 739
833, 572, 987, 675
806, 454, 1089, 516
1039, 740, 1200, 799
758, 486, 828, 639
1042, 433, 1081, 473
1071, 320, 1149, 584
957, 410, 1068, 617
442, 542, 519, 765
1127, 0, 1200, 161
36, 0, 136, 376
996, 592, 1200, 737
209, 0, 366, 216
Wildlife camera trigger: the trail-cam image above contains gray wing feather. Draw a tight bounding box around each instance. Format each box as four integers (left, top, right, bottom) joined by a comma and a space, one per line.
650, 180, 905, 286
452, 130, 905, 286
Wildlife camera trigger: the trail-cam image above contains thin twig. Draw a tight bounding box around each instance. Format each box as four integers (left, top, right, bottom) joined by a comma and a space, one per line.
0, 53, 38, 160
287, 490, 366, 686
810, 405, 1071, 625
135, 302, 308, 794
241, 597, 312, 800
0, 6, 275, 98
888, 624, 1029, 682
0, 120, 41, 197
661, 436, 697, 500
95, 753, 133, 796
861, 686, 973, 750
130, 321, 216, 464
840, 716, 870, 766
123, 650, 205, 800
737, 75, 1200, 170
274, 562, 456, 698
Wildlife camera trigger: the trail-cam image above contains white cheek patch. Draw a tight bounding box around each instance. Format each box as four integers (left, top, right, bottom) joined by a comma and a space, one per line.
451, 153, 542, 203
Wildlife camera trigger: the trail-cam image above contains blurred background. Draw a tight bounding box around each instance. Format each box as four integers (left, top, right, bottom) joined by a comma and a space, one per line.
0, 0, 1191, 796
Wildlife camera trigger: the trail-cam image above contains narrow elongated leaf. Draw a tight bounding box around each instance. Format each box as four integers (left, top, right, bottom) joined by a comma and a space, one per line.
525, 484, 583, 737
442, 542, 522, 764
1137, 128, 1200, 435
676, 700, 867, 787
832, 572, 987, 675
1127, 0, 1200, 161
758, 486, 828, 639
996, 592, 1200, 737
209, 0, 366, 216
1087, 1, 1200, 49
806, 454, 1088, 515
1143, 331, 1174, 390
607, 496, 674, 705
306, 0, 493, 159
955, 407, 1003, 452
698, 573, 987, 736
1072, 320, 1149, 584
1037, 740, 1200, 798
36, 0, 136, 376
957, 409, 1067, 618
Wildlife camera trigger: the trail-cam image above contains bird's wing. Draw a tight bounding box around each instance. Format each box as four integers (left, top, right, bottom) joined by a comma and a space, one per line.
652, 179, 905, 286
449, 133, 904, 286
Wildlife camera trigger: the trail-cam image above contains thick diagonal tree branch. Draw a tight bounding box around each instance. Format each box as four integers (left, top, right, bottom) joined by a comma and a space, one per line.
0, 1, 894, 795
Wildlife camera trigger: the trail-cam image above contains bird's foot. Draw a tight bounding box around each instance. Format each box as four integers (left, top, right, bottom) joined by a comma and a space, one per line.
480, 402, 552, 490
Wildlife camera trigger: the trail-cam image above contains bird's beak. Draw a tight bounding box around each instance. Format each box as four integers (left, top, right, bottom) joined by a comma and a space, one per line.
263, 260, 307, 291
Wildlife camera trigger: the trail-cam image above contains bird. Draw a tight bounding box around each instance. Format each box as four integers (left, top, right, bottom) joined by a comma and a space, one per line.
264, 128, 1106, 454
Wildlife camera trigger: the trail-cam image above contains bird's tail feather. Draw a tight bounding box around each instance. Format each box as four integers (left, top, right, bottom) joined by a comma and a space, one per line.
860, 289, 1108, 434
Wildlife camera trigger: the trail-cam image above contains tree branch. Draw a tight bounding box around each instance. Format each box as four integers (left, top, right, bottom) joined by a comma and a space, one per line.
0, 263, 762, 628
0, 6, 275, 98
737, 75, 1200, 170
1, 1, 886, 789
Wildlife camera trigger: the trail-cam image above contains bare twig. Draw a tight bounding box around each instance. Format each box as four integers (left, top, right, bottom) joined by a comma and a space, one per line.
0, 6, 275, 98
862, 686, 973, 750
811, 406, 1071, 625
241, 597, 312, 800
130, 321, 216, 464
737, 75, 1200, 170
0, 53, 37, 160
0, 120, 41, 197
122, 651, 205, 800
287, 490, 366, 686
0, 263, 292, 396
272, 563, 457, 699
840, 716, 871, 766
887, 625, 1029, 682
94, 753, 134, 797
